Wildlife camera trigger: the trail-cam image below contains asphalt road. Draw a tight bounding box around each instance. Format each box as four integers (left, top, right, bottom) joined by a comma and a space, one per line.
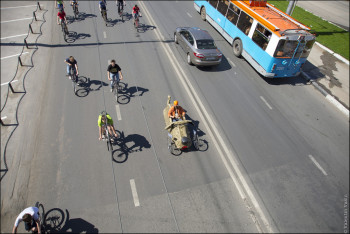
1, 1, 349, 233
296, 1, 349, 31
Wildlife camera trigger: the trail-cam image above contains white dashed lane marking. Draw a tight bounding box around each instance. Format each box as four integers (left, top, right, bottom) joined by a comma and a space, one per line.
260, 96, 273, 110
227, 57, 236, 67
1, 52, 29, 60
1, 33, 27, 40
1, 5, 38, 10
309, 155, 328, 176
103, 31, 107, 38
130, 179, 140, 207
1, 17, 32, 23
186, 12, 192, 18
1, 80, 18, 86
115, 105, 122, 121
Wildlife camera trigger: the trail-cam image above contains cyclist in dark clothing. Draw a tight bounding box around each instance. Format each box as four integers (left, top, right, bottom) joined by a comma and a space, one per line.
107, 59, 123, 92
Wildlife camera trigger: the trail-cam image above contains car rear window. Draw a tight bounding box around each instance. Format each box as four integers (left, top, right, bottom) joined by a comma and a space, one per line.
196, 40, 217, 49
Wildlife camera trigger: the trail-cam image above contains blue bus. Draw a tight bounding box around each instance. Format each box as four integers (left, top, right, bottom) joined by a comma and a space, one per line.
194, 0, 316, 78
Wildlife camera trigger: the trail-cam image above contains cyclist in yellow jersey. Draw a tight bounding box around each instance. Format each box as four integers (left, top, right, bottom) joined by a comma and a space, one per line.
98, 112, 118, 141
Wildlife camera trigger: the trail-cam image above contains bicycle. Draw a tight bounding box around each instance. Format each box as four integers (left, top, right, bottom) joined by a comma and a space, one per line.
68, 66, 79, 93
118, 3, 125, 21
60, 19, 69, 37
134, 14, 139, 29
101, 112, 114, 155
101, 9, 108, 25
34, 202, 45, 234
72, 3, 79, 19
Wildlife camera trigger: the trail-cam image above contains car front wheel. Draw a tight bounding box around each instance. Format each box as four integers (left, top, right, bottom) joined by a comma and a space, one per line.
187, 53, 193, 65
174, 34, 178, 44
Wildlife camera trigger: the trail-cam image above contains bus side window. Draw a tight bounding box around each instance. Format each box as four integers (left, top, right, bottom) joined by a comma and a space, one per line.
226, 3, 240, 25
237, 11, 253, 36
209, 0, 218, 8
252, 23, 272, 50
217, 0, 229, 16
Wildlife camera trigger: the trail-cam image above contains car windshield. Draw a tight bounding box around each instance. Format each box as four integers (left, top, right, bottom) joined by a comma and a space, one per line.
196, 40, 217, 49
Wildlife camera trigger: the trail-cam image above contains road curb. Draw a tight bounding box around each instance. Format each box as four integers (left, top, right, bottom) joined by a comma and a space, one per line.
301, 71, 349, 118
315, 42, 349, 65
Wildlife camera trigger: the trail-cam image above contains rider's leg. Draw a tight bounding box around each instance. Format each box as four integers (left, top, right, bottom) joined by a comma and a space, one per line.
67, 65, 71, 77
110, 125, 118, 138
110, 73, 117, 91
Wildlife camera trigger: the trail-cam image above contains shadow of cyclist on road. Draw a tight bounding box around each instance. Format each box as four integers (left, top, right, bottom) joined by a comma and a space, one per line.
112, 131, 151, 163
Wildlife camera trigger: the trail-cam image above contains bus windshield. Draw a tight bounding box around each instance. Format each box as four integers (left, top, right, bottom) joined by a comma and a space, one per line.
196, 40, 217, 49
274, 39, 315, 58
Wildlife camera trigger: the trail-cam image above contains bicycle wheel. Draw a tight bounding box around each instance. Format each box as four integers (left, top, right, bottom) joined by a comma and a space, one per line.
114, 82, 118, 99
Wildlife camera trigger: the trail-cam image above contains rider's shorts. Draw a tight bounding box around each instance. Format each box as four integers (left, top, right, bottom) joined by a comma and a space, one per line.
24, 220, 36, 231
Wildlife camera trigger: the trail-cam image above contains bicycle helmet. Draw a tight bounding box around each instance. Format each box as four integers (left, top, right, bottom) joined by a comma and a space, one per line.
174, 100, 178, 106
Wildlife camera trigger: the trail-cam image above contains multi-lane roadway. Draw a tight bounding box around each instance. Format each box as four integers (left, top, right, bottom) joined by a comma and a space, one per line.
1, 1, 348, 233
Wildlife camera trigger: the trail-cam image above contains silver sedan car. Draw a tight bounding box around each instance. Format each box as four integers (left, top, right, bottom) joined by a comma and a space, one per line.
174, 27, 222, 67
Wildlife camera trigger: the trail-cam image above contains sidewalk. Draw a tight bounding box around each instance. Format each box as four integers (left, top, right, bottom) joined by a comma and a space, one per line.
301, 42, 349, 115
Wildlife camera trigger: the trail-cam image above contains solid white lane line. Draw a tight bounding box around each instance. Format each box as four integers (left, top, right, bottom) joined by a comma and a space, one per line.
115, 105, 122, 121
309, 155, 328, 176
260, 96, 273, 110
140, 1, 271, 232
1, 17, 33, 23
227, 57, 236, 67
1, 5, 38, 10
186, 12, 192, 18
1, 33, 27, 40
1, 116, 7, 120
130, 179, 140, 207
1, 80, 18, 86
1, 52, 29, 60
103, 31, 107, 38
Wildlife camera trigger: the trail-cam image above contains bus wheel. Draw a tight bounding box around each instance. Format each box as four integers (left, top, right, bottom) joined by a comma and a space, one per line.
200, 7, 206, 21
233, 39, 242, 57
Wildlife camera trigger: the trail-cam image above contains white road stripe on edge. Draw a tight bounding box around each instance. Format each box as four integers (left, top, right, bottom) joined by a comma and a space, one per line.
227, 57, 236, 67
260, 96, 273, 110
1, 5, 38, 10
115, 105, 122, 121
1, 17, 32, 23
130, 179, 140, 207
103, 31, 107, 38
1, 52, 29, 60
1, 33, 27, 40
309, 155, 328, 176
186, 12, 192, 18
1, 80, 18, 86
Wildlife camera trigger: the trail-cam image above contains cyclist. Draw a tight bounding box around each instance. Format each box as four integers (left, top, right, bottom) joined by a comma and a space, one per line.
56, 0, 64, 10
107, 59, 123, 92
168, 100, 186, 122
64, 56, 79, 80
12, 206, 41, 234
116, 0, 125, 15
98, 0, 107, 17
98, 112, 118, 141
70, 0, 78, 10
132, 4, 140, 25
57, 8, 67, 26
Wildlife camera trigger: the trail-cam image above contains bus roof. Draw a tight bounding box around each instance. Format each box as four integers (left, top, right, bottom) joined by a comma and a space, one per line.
234, 0, 311, 36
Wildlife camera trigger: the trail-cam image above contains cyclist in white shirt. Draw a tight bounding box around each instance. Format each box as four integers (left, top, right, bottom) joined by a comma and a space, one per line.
12, 207, 41, 233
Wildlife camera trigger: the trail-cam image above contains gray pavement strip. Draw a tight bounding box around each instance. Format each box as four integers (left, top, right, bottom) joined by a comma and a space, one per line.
301, 71, 349, 118
1, 5, 47, 179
